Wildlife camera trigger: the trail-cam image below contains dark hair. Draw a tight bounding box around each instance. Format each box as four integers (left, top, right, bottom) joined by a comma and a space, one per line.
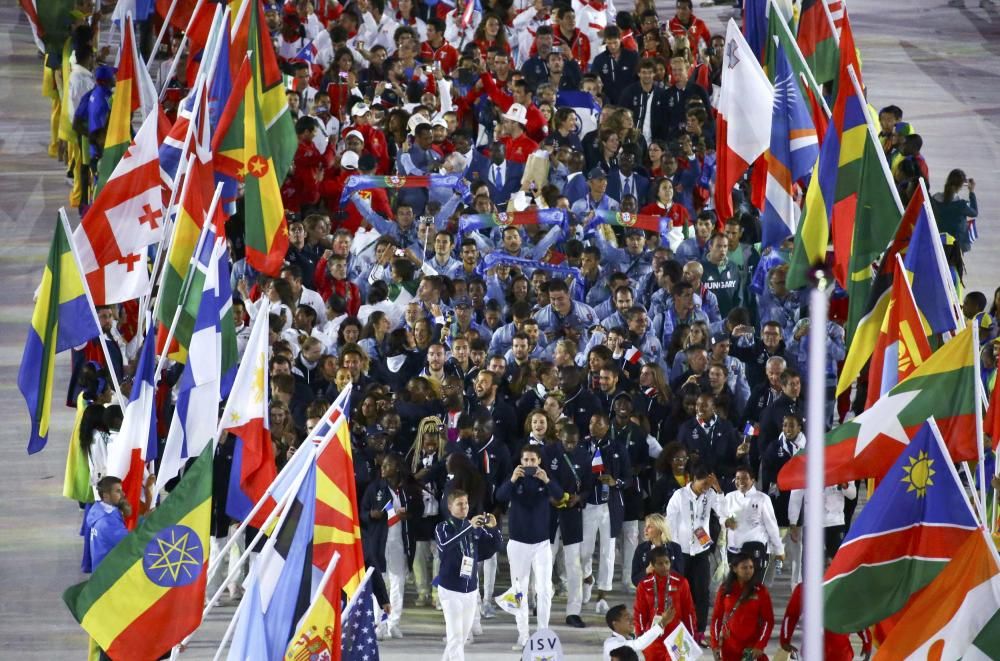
722, 552, 759, 598
648, 545, 671, 564
606, 604, 629, 630
96, 475, 123, 498
79, 404, 108, 452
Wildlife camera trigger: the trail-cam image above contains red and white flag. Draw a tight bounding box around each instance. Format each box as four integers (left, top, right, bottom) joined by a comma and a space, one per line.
715, 19, 774, 222
74, 110, 164, 305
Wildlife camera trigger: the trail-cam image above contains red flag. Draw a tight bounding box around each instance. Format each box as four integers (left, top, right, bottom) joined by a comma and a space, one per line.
866, 255, 933, 408
987, 371, 1000, 451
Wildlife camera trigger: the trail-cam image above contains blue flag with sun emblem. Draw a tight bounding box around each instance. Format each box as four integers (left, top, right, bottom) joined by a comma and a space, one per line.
821, 418, 981, 633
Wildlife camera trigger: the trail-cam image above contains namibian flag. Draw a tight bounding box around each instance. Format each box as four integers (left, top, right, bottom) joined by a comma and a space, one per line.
591, 448, 604, 474
213, 53, 288, 276
822, 419, 979, 633
63, 443, 213, 659
19, 213, 100, 454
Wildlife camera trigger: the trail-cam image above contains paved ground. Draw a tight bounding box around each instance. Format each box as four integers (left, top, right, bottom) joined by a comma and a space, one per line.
0, 0, 997, 659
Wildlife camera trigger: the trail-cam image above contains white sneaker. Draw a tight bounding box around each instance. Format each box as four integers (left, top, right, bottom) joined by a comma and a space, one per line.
512, 638, 527, 651
472, 621, 483, 636
481, 601, 497, 619
390, 625, 403, 639
582, 581, 593, 604
595, 599, 610, 614
377, 624, 389, 641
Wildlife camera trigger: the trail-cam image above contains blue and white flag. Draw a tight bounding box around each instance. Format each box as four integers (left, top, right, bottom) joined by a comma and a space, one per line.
556, 91, 601, 138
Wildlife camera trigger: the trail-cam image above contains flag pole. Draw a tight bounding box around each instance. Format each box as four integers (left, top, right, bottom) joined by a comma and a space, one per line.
804, 269, 829, 661
917, 177, 965, 332
819, 0, 841, 47
146, 0, 187, 71
156, 0, 210, 98
203, 389, 352, 580
972, 321, 988, 523
341, 566, 377, 625
847, 65, 905, 216
767, 0, 831, 118
58, 208, 127, 411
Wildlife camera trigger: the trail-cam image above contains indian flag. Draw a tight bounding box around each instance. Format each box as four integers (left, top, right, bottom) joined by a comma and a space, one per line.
874, 531, 1000, 660
63, 444, 213, 659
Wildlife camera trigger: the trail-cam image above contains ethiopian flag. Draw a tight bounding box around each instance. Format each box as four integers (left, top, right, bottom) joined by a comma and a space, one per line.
18, 213, 100, 454
213, 54, 288, 276
63, 443, 213, 660
778, 325, 978, 490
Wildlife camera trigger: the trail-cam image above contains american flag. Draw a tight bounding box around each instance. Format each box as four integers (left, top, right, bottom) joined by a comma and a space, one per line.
341, 576, 381, 660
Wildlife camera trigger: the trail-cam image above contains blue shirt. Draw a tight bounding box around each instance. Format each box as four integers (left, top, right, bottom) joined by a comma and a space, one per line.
86, 501, 128, 570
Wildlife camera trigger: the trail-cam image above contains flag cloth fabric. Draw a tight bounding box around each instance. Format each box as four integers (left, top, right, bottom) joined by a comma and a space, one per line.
19, 216, 101, 454
903, 185, 961, 335
226, 576, 268, 661
796, 0, 839, 84
155, 0, 212, 50
822, 418, 980, 634
341, 573, 381, 661
865, 256, 933, 408
284, 553, 342, 661
105, 326, 159, 529
313, 391, 367, 597
64, 392, 96, 503
759, 39, 818, 250
221, 312, 276, 528
339, 173, 463, 205
459, 209, 568, 234
987, 371, 1000, 451
585, 210, 676, 235
873, 531, 1000, 660
843, 123, 904, 343
212, 54, 288, 276
20, 0, 75, 54
715, 19, 774, 222
247, 0, 297, 181
75, 109, 164, 306
787, 62, 868, 289
95, 15, 157, 194
383, 500, 400, 527
230, 462, 317, 661
63, 443, 213, 660
155, 228, 227, 493
592, 448, 604, 474
555, 90, 602, 138
778, 325, 978, 490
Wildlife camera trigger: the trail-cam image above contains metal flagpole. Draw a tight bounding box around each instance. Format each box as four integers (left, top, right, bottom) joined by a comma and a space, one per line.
155, 0, 210, 98
146, 0, 187, 71
58, 208, 127, 411
341, 566, 377, 626
804, 269, 829, 661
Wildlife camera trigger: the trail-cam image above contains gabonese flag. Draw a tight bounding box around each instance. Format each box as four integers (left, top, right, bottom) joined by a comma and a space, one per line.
715, 20, 774, 222
220, 312, 276, 528
778, 325, 978, 490
75, 110, 164, 305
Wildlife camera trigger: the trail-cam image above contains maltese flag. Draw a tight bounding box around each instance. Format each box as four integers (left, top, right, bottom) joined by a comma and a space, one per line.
715, 19, 774, 222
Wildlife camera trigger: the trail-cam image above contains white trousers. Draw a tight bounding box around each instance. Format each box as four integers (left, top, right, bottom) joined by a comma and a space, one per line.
208, 525, 244, 599
507, 539, 553, 640
562, 541, 584, 616
439, 586, 478, 661
582, 503, 616, 591
784, 528, 803, 586
621, 520, 640, 589
413, 539, 440, 598
384, 528, 408, 629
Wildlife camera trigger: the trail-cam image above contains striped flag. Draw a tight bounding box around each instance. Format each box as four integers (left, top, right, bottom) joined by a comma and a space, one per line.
759, 39, 819, 250
796, 0, 839, 84
285, 552, 342, 660
383, 500, 400, 527
19, 215, 101, 453
213, 53, 289, 276
591, 448, 604, 474
624, 346, 644, 365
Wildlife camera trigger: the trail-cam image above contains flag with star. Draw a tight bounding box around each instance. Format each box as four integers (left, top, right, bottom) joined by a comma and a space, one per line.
778, 325, 978, 490
220, 309, 276, 528
822, 418, 979, 633
63, 443, 213, 660
212, 52, 288, 276
341, 570, 380, 661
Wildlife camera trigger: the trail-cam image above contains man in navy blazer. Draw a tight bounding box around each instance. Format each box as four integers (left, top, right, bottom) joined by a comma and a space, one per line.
467, 141, 524, 208
606, 151, 650, 205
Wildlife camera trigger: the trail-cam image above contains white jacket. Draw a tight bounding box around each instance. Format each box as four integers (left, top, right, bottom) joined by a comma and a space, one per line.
603, 625, 663, 661
666, 484, 726, 555
724, 486, 784, 555
788, 482, 857, 528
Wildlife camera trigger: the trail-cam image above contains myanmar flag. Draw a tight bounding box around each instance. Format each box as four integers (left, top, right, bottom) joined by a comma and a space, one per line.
63, 443, 213, 660
19, 213, 100, 454
822, 419, 979, 633
213, 54, 288, 276
778, 325, 978, 490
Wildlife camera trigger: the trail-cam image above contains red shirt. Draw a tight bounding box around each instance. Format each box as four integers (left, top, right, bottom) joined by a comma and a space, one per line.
668, 15, 712, 53
499, 132, 538, 164
480, 73, 548, 143
313, 255, 361, 316
634, 572, 697, 661
710, 583, 774, 661
283, 139, 323, 213
420, 40, 459, 74
553, 26, 591, 72
780, 584, 870, 661
640, 201, 690, 227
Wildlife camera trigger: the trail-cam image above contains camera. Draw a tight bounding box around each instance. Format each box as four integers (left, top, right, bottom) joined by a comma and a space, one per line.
394, 249, 406, 258
523, 466, 537, 477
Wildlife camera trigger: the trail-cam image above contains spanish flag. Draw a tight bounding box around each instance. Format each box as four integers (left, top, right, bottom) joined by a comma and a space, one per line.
285, 552, 342, 661
63, 443, 213, 660
19, 214, 100, 454
212, 52, 288, 276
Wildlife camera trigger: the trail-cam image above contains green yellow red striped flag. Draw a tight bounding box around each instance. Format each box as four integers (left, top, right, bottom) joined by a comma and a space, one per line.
63, 443, 213, 660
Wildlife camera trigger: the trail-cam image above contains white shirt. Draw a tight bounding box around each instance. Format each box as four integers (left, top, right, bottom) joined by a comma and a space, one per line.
603, 625, 663, 661
724, 486, 784, 554
788, 482, 857, 528
296, 286, 329, 324
665, 484, 725, 555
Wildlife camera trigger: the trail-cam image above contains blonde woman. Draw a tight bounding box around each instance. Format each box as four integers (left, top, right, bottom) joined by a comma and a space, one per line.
409, 416, 448, 607
631, 513, 685, 586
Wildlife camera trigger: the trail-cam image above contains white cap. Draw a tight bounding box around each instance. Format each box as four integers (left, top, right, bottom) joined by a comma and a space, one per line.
502, 103, 528, 125
432, 117, 448, 128
344, 129, 365, 143
407, 113, 430, 134
341, 151, 360, 170
350, 103, 371, 117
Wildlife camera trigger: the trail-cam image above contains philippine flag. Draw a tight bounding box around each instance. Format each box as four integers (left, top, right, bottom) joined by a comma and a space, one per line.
591, 448, 604, 474
384, 500, 400, 527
